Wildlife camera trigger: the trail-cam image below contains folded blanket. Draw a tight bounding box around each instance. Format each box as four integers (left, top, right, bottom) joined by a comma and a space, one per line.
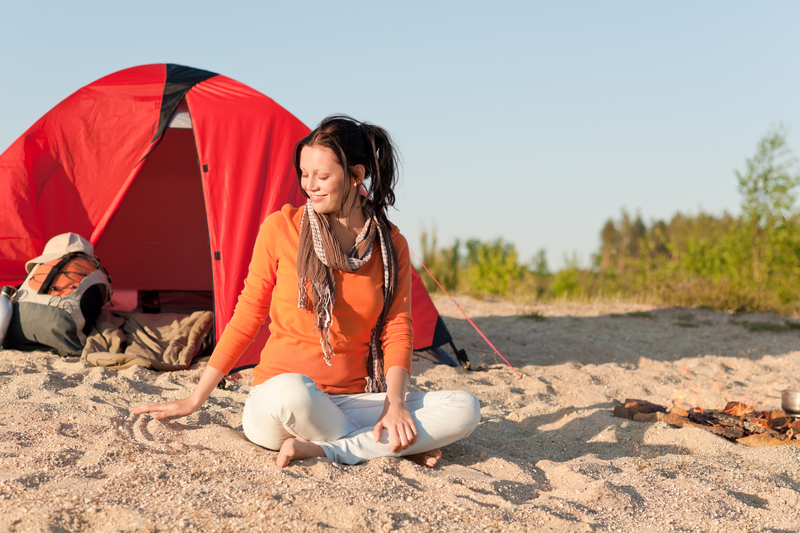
81, 310, 214, 371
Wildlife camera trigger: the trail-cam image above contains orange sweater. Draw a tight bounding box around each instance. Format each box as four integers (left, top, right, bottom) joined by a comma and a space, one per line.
208, 205, 414, 394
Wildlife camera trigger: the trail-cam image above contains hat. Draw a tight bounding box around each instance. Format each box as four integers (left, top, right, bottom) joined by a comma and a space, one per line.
25, 233, 95, 273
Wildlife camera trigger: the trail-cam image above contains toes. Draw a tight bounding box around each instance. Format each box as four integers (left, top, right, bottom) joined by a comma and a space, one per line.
424, 449, 442, 468
276, 439, 296, 468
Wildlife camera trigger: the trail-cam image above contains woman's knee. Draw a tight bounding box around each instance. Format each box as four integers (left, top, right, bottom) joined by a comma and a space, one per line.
453, 391, 481, 432
242, 397, 288, 450
250, 373, 319, 412
243, 374, 319, 450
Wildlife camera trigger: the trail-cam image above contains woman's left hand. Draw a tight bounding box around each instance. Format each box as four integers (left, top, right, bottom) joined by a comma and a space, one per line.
373, 399, 418, 453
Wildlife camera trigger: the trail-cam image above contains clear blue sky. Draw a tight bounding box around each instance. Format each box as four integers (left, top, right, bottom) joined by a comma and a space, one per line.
2, 1, 799, 268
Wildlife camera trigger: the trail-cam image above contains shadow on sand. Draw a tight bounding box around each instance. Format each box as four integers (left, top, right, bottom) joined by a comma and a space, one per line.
440, 306, 800, 368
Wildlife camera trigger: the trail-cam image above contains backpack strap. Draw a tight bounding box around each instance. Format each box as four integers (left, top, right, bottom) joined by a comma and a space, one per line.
36, 253, 80, 295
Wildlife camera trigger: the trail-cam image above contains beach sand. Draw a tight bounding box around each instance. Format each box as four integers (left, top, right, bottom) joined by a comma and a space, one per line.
2, 296, 800, 532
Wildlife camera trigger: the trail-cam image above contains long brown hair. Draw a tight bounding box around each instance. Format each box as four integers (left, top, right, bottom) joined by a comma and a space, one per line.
293, 115, 399, 226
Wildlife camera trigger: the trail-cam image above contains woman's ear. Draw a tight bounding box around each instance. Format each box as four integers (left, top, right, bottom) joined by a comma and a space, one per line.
351, 164, 366, 186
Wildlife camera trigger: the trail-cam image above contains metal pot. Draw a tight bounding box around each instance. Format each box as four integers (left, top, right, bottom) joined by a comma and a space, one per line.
782, 390, 800, 416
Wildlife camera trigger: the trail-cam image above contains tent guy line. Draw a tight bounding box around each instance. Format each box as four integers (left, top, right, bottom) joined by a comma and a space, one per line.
410, 249, 522, 379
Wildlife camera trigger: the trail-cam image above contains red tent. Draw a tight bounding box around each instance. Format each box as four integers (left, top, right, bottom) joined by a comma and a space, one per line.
0, 64, 455, 371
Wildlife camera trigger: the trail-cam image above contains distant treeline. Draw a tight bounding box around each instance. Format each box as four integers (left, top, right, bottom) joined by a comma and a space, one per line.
418, 127, 800, 314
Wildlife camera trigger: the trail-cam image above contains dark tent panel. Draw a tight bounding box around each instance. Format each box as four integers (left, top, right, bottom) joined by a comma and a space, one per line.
96, 129, 212, 292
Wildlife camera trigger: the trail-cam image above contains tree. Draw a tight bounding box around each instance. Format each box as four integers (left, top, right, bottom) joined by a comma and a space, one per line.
598, 219, 619, 272
531, 248, 549, 276
735, 126, 800, 291
736, 126, 800, 228
530, 248, 550, 299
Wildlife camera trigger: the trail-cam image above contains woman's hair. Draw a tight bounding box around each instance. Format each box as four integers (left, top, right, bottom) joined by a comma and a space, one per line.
293, 114, 399, 225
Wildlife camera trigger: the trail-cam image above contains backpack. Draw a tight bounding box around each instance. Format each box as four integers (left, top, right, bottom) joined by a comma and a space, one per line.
4, 249, 112, 355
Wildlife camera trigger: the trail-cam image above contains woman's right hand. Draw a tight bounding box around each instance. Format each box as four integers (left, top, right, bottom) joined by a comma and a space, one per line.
129, 365, 225, 420
130, 396, 200, 420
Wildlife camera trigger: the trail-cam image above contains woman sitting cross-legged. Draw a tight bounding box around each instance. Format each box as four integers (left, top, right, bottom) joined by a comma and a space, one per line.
131, 115, 481, 467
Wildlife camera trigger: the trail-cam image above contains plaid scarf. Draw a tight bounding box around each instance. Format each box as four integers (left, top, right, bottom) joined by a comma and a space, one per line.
296, 200, 398, 393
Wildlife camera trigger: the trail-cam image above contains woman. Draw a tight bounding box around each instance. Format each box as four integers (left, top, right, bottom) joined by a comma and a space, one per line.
131, 116, 481, 467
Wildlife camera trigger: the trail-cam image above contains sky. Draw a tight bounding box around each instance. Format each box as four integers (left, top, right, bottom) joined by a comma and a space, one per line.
2, 1, 799, 269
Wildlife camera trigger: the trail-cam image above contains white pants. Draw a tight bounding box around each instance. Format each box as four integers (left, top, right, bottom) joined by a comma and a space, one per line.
241, 373, 481, 465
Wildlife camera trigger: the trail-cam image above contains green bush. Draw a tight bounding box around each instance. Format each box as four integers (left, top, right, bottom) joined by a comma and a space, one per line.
551, 267, 581, 298
463, 239, 525, 297
418, 227, 461, 293
416, 229, 542, 300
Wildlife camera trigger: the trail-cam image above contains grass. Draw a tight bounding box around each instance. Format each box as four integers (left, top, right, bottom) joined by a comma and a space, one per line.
730, 320, 789, 332
519, 311, 546, 321
610, 311, 654, 318
746, 323, 784, 333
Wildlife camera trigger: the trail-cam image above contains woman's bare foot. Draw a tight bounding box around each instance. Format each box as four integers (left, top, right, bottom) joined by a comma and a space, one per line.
276, 438, 326, 468
405, 448, 442, 468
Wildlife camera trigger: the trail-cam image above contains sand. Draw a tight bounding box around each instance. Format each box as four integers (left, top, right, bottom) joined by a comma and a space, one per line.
2, 296, 800, 532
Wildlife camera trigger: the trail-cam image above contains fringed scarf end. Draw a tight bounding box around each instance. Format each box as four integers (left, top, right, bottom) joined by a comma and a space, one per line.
297, 279, 309, 310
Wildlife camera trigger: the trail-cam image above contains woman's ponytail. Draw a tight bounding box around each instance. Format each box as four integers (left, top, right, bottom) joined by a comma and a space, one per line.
359, 123, 398, 226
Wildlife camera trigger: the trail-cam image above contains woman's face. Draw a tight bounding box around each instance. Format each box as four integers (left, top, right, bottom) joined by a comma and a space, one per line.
299, 144, 360, 216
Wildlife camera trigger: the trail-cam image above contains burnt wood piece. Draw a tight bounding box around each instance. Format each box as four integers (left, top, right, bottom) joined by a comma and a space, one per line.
651, 412, 691, 428
711, 412, 785, 440
669, 406, 689, 418
692, 411, 740, 428
613, 406, 634, 420
767, 410, 786, 421
687, 411, 718, 426
768, 417, 789, 431
623, 399, 668, 414
633, 412, 662, 423
766, 410, 789, 431
666, 413, 744, 439
620, 410, 746, 439
695, 423, 745, 440
615, 409, 691, 427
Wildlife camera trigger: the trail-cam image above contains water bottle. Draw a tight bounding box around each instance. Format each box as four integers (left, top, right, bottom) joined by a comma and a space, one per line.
0, 286, 17, 348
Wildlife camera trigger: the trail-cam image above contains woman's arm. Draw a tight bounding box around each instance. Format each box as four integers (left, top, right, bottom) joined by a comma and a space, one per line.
372, 365, 418, 452
130, 365, 224, 420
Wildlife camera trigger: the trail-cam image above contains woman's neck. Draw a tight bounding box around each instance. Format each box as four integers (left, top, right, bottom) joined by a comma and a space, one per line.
326, 201, 367, 252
